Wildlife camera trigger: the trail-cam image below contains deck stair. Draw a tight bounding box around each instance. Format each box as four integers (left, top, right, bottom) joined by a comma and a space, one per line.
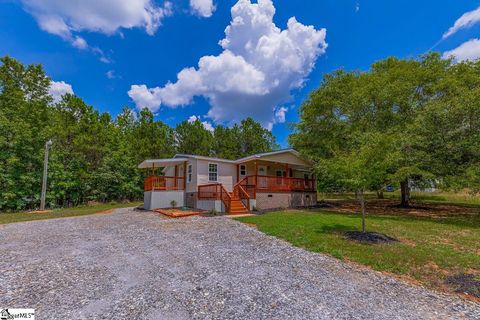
228, 192, 249, 215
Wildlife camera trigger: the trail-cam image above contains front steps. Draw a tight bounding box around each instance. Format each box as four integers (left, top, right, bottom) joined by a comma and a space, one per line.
228, 193, 249, 215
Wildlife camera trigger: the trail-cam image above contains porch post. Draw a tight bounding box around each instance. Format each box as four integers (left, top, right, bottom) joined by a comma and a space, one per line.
236, 164, 239, 183
151, 163, 155, 191
285, 163, 289, 191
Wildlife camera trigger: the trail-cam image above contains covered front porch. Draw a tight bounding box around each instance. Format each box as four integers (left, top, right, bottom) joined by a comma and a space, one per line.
235, 158, 316, 199
139, 158, 188, 210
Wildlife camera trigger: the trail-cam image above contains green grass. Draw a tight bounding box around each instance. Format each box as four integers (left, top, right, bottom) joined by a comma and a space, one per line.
237, 210, 480, 292
0, 201, 142, 225
320, 191, 480, 207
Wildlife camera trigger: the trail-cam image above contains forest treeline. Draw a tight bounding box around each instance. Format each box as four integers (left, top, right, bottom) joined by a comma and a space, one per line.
0, 57, 278, 211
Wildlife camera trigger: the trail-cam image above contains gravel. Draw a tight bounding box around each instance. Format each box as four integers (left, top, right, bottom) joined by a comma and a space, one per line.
0, 207, 478, 319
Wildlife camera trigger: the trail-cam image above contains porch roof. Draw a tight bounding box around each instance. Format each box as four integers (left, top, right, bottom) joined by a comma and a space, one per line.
138, 158, 189, 169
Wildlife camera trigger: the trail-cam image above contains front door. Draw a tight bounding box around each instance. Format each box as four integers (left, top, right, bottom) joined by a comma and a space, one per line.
257, 165, 267, 188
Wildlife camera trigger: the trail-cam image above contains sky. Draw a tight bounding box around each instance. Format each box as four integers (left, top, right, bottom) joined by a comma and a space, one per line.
1, 0, 480, 147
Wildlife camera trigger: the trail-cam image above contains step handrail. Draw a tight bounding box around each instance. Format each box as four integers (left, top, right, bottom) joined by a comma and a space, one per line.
233, 178, 250, 211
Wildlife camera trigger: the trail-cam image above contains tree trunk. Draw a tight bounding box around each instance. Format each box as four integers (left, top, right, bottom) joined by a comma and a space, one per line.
376, 190, 384, 199
400, 179, 410, 207
359, 189, 366, 233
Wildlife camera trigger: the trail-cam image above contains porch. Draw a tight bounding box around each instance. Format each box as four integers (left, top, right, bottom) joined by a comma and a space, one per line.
139, 158, 188, 210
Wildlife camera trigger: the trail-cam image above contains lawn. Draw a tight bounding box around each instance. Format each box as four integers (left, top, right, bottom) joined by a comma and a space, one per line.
0, 201, 143, 224
236, 210, 480, 298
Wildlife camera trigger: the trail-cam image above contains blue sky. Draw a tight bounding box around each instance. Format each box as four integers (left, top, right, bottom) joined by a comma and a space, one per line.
1, 0, 479, 146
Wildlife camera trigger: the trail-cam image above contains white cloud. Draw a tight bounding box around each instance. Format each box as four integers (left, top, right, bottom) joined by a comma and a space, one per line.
49, 80, 74, 102
128, 85, 162, 112
443, 6, 480, 39
443, 38, 480, 62
187, 115, 215, 132
128, 0, 327, 128
190, 0, 216, 18
274, 106, 288, 123
21, 0, 173, 48
106, 70, 116, 79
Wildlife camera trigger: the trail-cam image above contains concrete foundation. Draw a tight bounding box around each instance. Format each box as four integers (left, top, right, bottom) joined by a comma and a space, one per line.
144, 191, 185, 210
197, 200, 224, 212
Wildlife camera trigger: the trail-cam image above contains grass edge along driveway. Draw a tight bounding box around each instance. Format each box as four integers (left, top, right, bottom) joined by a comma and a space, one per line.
0, 202, 143, 225
236, 210, 480, 300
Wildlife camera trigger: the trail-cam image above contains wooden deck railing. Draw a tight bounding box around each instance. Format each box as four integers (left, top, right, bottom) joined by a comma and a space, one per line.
234, 178, 250, 210
144, 176, 185, 191
198, 183, 232, 213
238, 175, 316, 198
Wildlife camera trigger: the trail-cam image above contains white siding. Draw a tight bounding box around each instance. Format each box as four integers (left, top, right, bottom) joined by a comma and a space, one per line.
196, 159, 237, 192
186, 158, 198, 193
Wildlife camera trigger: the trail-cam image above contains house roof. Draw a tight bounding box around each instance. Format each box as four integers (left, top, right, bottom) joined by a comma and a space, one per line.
235, 148, 305, 163
138, 149, 312, 168
173, 154, 237, 164
138, 158, 189, 169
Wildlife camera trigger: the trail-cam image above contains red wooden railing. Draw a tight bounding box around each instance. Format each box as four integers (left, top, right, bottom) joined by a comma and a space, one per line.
238, 175, 315, 197
254, 175, 315, 192
198, 183, 231, 213
233, 178, 250, 210
144, 176, 185, 191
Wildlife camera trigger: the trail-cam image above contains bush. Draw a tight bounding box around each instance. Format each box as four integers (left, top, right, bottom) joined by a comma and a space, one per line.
170, 200, 177, 208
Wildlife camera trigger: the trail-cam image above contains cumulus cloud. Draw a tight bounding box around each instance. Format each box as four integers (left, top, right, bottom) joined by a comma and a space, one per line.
274, 106, 288, 124
49, 80, 74, 103
190, 0, 216, 17
21, 0, 173, 48
443, 38, 480, 62
443, 6, 480, 39
128, 0, 327, 128
187, 115, 215, 132
128, 85, 163, 112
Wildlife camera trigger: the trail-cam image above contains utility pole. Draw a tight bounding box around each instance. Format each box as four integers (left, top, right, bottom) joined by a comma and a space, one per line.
40, 139, 53, 211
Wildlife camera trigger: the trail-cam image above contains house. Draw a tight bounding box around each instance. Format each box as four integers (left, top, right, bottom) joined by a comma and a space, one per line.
138, 149, 317, 214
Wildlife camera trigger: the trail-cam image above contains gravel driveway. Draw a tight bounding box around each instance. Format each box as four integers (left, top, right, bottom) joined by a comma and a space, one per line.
0, 208, 478, 319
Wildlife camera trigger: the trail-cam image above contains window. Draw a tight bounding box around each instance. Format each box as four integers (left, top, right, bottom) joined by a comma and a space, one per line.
208, 163, 218, 181
240, 165, 246, 176
187, 164, 192, 183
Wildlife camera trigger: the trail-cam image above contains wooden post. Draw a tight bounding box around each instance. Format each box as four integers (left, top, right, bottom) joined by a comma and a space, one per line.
284, 163, 289, 191
152, 163, 155, 191
236, 164, 239, 183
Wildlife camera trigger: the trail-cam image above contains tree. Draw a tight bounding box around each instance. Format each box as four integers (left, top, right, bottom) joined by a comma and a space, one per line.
174, 119, 214, 156
291, 53, 450, 207
237, 118, 278, 157
318, 133, 395, 232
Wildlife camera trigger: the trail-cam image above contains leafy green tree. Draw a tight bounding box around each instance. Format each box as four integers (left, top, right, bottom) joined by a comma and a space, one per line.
174, 119, 214, 156
291, 53, 450, 207
318, 133, 395, 232
238, 118, 278, 157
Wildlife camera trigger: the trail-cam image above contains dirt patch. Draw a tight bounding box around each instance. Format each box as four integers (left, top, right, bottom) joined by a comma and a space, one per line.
445, 273, 480, 298
321, 199, 480, 219
344, 231, 398, 244
96, 209, 115, 215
